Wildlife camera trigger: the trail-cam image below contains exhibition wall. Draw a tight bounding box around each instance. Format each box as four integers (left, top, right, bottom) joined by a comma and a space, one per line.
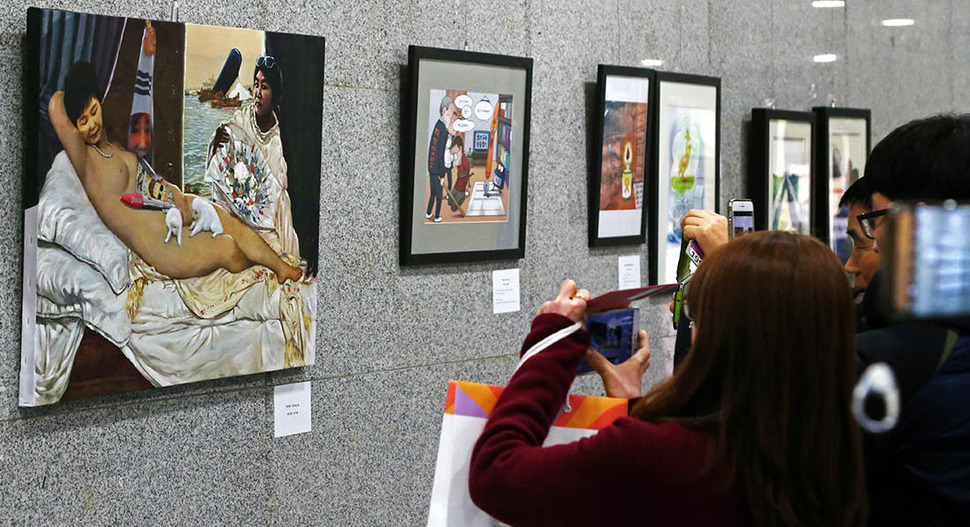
0, 0, 968, 523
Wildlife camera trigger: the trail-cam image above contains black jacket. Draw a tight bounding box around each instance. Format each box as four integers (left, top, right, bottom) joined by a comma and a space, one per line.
859, 272, 970, 526
427, 119, 448, 176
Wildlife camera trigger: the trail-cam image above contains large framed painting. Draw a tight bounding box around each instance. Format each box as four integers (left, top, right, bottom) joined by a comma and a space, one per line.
400, 45, 532, 266
813, 107, 871, 260
20, 7, 325, 406
748, 109, 815, 235
588, 65, 653, 247
651, 72, 720, 285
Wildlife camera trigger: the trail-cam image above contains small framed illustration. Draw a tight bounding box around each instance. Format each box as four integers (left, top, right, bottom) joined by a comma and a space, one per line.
813, 107, 871, 259
748, 109, 816, 235
588, 65, 654, 247
650, 72, 720, 285
400, 45, 532, 266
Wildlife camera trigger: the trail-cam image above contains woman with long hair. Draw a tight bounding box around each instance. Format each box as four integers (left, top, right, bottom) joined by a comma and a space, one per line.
469, 231, 867, 526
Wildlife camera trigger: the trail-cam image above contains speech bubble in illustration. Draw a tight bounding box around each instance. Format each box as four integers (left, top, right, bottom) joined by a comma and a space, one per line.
455, 95, 473, 119
474, 98, 494, 122
452, 119, 475, 133
455, 94, 473, 111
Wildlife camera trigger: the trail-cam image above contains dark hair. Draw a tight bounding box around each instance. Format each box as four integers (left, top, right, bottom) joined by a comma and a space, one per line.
63, 61, 102, 126
865, 114, 970, 201
452, 135, 464, 150
254, 57, 283, 112
839, 177, 873, 210
631, 231, 867, 526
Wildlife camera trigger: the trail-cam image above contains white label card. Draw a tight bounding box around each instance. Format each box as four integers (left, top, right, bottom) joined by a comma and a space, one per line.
492, 269, 521, 314
618, 255, 641, 290
274, 381, 312, 438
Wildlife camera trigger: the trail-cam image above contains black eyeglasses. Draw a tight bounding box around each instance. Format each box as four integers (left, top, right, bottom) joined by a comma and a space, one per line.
256, 56, 277, 69
857, 208, 890, 240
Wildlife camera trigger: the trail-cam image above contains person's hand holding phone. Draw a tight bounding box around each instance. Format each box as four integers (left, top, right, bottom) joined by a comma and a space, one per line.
682, 209, 729, 254
537, 279, 590, 325
585, 330, 651, 399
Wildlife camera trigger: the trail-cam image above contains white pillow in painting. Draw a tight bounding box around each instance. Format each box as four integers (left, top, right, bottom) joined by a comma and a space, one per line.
36, 151, 129, 294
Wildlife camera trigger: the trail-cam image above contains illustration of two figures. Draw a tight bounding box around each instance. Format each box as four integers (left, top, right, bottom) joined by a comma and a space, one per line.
426, 95, 471, 223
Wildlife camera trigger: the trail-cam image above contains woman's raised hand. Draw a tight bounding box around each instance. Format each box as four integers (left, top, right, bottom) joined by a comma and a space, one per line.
681, 209, 729, 254
537, 279, 591, 324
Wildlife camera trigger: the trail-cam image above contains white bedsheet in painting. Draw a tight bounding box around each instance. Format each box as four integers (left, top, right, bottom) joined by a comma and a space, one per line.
19, 152, 316, 407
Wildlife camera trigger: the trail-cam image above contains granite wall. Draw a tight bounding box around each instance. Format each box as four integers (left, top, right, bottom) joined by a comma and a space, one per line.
0, 0, 967, 524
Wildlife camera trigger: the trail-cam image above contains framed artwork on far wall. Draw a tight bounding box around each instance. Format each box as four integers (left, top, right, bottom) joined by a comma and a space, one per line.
813, 107, 871, 260
588, 65, 654, 247
650, 72, 720, 285
400, 45, 532, 266
748, 109, 816, 235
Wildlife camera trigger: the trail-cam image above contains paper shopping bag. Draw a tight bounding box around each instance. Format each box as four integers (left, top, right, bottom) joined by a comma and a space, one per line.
427, 380, 627, 527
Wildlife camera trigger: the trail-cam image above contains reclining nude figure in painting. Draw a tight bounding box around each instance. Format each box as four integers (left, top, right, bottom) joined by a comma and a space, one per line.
48, 61, 303, 284
20, 19, 321, 408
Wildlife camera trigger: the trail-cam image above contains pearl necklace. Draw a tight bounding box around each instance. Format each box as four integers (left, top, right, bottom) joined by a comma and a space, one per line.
250, 106, 277, 144
92, 143, 114, 159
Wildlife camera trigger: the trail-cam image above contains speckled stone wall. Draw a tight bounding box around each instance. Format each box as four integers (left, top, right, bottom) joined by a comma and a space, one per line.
0, 0, 967, 523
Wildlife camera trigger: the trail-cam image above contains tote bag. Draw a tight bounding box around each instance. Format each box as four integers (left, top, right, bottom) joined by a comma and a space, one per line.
427, 380, 627, 527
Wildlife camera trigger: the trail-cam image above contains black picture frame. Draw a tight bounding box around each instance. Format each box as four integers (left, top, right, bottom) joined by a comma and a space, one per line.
812, 107, 872, 250
649, 71, 720, 285
748, 108, 816, 234
400, 45, 532, 266
588, 65, 655, 247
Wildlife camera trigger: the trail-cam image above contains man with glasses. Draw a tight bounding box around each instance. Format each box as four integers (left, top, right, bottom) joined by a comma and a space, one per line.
838, 178, 881, 332
673, 115, 970, 524
842, 178, 881, 289
856, 114, 970, 526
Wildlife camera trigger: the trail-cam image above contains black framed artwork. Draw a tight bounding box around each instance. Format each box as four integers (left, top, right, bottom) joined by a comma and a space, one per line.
650, 72, 720, 285
813, 107, 871, 259
748, 108, 816, 235
588, 65, 654, 247
400, 45, 532, 266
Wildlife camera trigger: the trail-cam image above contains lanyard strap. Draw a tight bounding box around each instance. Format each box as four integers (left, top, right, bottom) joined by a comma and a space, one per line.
514, 321, 583, 374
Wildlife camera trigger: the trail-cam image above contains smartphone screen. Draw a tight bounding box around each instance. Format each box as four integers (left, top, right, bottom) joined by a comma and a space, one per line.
729, 199, 755, 240
895, 205, 970, 318
578, 308, 639, 374
732, 210, 755, 238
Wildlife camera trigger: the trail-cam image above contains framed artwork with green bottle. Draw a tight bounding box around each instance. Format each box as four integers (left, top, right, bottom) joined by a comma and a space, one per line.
650, 72, 720, 285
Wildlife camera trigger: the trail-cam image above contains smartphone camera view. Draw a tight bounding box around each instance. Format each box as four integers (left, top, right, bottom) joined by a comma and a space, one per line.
729, 198, 755, 240
732, 210, 755, 238
578, 308, 639, 374
885, 202, 970, 319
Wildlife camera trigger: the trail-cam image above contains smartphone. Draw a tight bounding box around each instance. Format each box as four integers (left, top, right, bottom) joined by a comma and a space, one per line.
881, 202, 970, 320
672, 274, 692, 330
578, 308, 640, 374
675, 237, 705, 284
728, 198, 755, 240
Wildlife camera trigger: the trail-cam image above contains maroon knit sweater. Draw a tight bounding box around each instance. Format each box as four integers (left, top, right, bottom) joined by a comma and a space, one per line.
469, 313, 749, 526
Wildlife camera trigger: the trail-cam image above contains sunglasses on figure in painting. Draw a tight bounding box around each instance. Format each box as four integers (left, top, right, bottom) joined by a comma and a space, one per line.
256, 55, 277, 69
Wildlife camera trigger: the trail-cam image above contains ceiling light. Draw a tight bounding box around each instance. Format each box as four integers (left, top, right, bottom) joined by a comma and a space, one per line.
640, 59, 663, 67
812, 1, 845, 7
881, 18, 915, 27
813, 54, 837, 63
